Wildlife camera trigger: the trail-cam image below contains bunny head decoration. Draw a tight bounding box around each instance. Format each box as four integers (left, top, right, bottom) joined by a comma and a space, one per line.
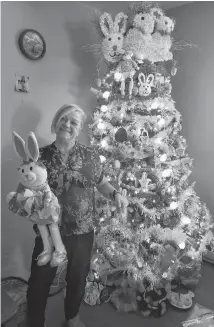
99, 12, 128, 63
155, 15, 175, 35
132, 12, 156, 35
138, 73, 154, 97
128, 4, 164, 36
12, 131, 47, 188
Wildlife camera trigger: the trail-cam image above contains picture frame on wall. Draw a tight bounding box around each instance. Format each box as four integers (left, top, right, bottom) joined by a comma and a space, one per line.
18, 29, 46, 60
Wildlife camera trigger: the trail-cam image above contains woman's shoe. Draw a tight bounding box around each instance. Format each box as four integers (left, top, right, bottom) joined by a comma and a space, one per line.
37, 251, 52, 266
50, 250, 67, 267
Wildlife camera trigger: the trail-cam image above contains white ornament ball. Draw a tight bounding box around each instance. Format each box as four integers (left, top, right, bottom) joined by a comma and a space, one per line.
99, 155, 106, 163
114, 72, 122, 82
162, 169, 172, 177
181, 216, 191, 225
102, 91, 110, 99
101, 105, 108, 112
160, 154, 167, 162
170, 201, 178, 210
179, 242, 186, 249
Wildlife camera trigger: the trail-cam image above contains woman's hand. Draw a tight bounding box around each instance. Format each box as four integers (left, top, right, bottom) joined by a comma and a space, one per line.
115, 193, 128, 216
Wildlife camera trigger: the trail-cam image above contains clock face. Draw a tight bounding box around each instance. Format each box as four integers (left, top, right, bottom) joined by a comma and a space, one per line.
18, 29, 46, 60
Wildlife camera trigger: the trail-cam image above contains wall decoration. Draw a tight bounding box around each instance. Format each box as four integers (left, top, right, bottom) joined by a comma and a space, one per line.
15, 76, 30, 93
18, 29, 46, 60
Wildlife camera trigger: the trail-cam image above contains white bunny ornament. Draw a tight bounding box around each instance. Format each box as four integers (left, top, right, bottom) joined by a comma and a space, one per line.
7, 131, 67, 267
99, 12, 128, 63
138, 73, 154, 97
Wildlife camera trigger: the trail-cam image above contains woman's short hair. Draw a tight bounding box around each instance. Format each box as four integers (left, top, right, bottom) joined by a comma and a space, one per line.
51, 104, 87, 134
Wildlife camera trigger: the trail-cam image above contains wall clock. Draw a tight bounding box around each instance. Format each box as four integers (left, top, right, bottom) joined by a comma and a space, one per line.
18, 29, 46, 60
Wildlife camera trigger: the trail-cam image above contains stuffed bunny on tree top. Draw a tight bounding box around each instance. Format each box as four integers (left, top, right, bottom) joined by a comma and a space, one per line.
7, 131, 67, 267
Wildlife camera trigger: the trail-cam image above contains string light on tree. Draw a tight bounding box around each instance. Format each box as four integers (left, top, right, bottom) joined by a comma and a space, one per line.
151, 101, 159, 109
99, 155, 106, 163
103, 91, 110, 100
170, 201, 178, 210
114, 72, 123, 81
97, 121, 106, 129
101, 105, 108, 112
100, 139, 108, 148
181, 216, 191, 225
162, 169, 172, 177
179, 242, 186, 249
158, 118, 166, 126
160, 154, 167, 162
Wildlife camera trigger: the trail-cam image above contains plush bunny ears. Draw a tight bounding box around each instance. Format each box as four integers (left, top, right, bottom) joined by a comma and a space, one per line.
99, 12, 128, 36
138, 73, 154, 86
12, 131, 40, 162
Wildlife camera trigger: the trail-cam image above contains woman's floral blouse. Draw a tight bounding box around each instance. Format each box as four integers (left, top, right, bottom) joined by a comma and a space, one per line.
34, 142, 103, 236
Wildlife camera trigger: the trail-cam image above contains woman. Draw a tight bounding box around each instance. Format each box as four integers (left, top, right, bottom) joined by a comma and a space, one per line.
20, 104, 126, 327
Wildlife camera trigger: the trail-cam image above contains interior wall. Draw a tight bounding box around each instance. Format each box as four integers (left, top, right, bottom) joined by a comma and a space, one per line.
168, 1, 214, 217
1, 1, 213, 278
1, 1, 99, 277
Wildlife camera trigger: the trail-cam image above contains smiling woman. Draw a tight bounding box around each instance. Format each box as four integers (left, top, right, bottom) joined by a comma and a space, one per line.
8, 103, 128, 327
51, 104, 86, 135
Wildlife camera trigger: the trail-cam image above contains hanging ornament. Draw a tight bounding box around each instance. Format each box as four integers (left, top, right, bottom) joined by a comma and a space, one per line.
115, 127, 127, 143
99, 155, 106, 163
156, 244, 178, 272
171, 60, 178, 76
138, 172, 152, 192
96, 78, 102, 87
138, 73, 154, 97
140, 128, 149, 145
101, 105, 108, 112
100, 287, 112, 303
133, 86, 139, 96
155, 73, 165, 85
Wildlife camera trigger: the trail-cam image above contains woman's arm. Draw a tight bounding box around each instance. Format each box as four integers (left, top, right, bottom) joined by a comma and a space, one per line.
96, 176, 120, 201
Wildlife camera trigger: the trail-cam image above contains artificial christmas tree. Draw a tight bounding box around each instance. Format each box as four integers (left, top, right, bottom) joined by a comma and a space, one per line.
84, 2, 214, 314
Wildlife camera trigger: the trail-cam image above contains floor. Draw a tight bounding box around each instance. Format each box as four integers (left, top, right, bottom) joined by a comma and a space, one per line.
43, 262, 214, 327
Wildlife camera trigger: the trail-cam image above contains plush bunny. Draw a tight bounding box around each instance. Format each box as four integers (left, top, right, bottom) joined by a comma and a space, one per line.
124, 5, 173, 63
99, 12, 128, 63
6, 131, 67, 267
124, 27, 151, 62
155, 15, 175, 35
132, 11, 156, 35
138, 73, 154, 97
114, 51, 139, 98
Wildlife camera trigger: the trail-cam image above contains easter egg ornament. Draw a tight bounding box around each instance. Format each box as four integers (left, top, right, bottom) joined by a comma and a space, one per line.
115, 127, 128, 143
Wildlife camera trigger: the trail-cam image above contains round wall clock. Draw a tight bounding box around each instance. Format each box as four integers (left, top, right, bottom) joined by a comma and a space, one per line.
18, 29, 46, 60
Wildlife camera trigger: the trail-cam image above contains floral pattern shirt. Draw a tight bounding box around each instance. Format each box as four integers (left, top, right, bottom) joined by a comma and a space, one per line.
34, 142, 103, 236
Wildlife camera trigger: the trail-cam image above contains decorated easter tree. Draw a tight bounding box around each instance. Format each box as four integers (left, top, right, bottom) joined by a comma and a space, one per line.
84, 2, 213, 313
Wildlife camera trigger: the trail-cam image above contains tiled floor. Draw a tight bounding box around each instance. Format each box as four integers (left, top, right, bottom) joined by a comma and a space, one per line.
44, 262, 214, 327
